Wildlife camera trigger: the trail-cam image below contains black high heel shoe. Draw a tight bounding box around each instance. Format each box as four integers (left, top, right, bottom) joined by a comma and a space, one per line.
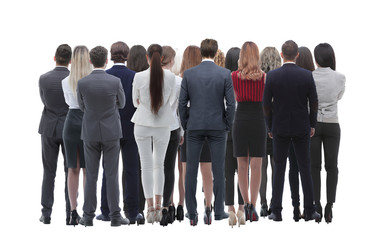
168, 205, 175, 224
260, 203, 268, 217
69, 210, 79, 226
176, 205, 184, 222
160, 209, 170, 226
204, 207, 212, 225
244, 204, 251, 221
324, 204, 333, 223
315, 203, 323, 223
250, 204, 259, 222
293, 207, 302, 222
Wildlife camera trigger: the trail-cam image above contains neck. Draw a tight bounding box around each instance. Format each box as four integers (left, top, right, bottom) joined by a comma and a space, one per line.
56, 64, 68, 68
202, 57, 214, 60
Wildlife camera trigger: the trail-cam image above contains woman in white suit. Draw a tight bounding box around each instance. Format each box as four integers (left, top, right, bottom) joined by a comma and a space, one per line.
131, 44, 176, 224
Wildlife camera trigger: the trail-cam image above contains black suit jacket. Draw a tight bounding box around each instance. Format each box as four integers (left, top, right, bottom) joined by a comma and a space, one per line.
262, 63, 318, 136
38, 67, 70, 138
179, 61, 235, 131
106, 65, 136, 141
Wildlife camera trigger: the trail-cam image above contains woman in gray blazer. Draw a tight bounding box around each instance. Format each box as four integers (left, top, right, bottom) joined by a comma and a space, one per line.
131, 44, 176, 224
311, 43, 346, 223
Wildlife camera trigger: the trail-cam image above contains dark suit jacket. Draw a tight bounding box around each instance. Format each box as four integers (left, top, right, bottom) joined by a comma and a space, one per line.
106, 65, 136, 141
262, 63, 318, 136
77, 70, 126, 142
178, 61, 235, 131
38, 67, 70, 138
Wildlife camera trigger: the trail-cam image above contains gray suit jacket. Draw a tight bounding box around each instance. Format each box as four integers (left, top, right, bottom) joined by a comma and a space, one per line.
38, 67, 70, 138
77, 70, 126, 142
179, 61, 235, 131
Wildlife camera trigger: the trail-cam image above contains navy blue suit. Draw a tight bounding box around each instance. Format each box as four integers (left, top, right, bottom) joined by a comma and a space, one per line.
100, 64, 140, 219
263, 63, 318, 217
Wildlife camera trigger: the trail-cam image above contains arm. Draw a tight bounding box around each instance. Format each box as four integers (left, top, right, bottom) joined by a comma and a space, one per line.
337, 74, 346, 100
77, 83, 85, 112
178, 75, 189, 130
224, 72, 235, 131
39, 77, 46, 105
117, 80, 126, 109
308, 74, 318, 129
262, 73, 273, 135
132, 76, 140, 108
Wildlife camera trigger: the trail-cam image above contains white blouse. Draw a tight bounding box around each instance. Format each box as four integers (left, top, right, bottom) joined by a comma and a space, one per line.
61, 76, 80, 109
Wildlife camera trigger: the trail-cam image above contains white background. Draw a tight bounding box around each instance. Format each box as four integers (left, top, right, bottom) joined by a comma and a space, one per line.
1, 0, 376, 239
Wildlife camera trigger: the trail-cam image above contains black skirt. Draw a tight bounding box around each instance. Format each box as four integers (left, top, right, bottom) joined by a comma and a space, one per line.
232, 102, 266, 158
63, 109, 85, 168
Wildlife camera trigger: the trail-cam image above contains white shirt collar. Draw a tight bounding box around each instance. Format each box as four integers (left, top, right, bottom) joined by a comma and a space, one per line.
93, 68, 105, 71
283, 61, 295, 65
114, 63, 126, 66
202, 59, 214, 62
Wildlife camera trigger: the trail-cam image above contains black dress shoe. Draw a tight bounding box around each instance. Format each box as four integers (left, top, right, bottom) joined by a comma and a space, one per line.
111, 216, 130, 227
268, 212, 282, 221
176, 205, 184, 221
168, 205, 175, 224
79, 216, 93, 227
204, 207, 212, 225
96, 214, 110, 221
315, 203, 323, 223
305, 211, 321, 222
129, 213, 144, 225
214, 211, 229, 220
324, 204, 333, 224
39, 215, 51, 224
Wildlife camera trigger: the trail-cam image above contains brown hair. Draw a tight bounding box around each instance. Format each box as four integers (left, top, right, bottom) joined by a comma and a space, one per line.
161, 46, 176, 67
296, 46, 315, 71
180, 45, 201, 76
147, 44, 164, 115
238, 42, 263, 80
110, 41, 129, 63
55, 44, 72, 66
89, 46, 108, 68
200, 39, 218, 58
127, 45, 149, 72
214, 49, 225, 67
282, 40, 298, 61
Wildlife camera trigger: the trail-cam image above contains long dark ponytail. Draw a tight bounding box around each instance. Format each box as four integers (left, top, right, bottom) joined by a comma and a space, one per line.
147, 44, 164, 115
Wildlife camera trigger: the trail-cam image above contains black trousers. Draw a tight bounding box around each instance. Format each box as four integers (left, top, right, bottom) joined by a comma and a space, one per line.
310, 122, 340, 204
163, 129, 181, 207
40, 135, 70, 218
271, 133, 315, 215
288, 144, 300, 208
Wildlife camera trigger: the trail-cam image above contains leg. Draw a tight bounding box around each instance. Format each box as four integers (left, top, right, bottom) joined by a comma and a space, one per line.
225, 137, 236, 211
260, 155, 268, 205
99, 162, 110, 217
237, 157, 250, 205
83, 141, 102, 219
102, 140, 121, 219
200, 162, 213, 208
310, 124, 322, 205
249, 157, 262, 207
68, 157, 81, 211
288, 143, 300, 208
185, 130, 204, 219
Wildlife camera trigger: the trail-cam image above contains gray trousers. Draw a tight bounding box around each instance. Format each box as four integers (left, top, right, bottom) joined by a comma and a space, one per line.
40, 135, 70, 218
83, 140, 121, 219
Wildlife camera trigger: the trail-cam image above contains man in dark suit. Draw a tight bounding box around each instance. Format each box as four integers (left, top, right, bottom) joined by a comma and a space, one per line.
77, 46, 128, 227
96, 41, 144, 224
179, 39, 235, 226
38, 44, 72, 224
262, 40, 320, 222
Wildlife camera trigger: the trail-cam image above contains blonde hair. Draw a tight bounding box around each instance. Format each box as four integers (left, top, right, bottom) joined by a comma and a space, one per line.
69, 46, 92, 96
238, 42, 263, 81
214, 49, 225, 67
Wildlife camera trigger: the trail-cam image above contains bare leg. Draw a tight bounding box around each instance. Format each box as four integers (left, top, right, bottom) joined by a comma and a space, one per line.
249, 157, 262, 207
178, 159, 186, 206
68, 156, 81, 210
200, 162, 213, 208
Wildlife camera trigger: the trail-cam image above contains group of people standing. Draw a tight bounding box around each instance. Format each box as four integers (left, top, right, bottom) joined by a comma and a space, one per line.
38, 38, 345, 227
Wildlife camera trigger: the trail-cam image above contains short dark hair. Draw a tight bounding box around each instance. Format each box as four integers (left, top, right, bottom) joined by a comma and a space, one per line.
314, 43, 336, 71
90, 46, 108, 68
55, 44, 72, 66
110, 41, 129, 63
281, 40, 298, 61
200, 39, 218, 58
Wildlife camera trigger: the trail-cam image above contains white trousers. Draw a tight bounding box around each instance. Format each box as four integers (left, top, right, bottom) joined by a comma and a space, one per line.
134, 125, 170, 199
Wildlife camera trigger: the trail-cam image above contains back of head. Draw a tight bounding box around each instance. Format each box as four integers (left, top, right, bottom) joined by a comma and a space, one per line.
214, 49, 225, 67
238, 41, 263, 80
180, 45, 201, 75
161, 46, 176, 68
55, 44, 72, 66
127, 45, 149, 72
200, 39, 218, 59
281, 40, 298, 61
314, 43, 336, 71
69, 45, 92, 95
260, 47, 281, 73
225, 47, 240, 72
171, 50, 182, 76
147, 44, 164, 115
110, 41, 129, 63
296, 46, 315, 71
90, 46, 108, 68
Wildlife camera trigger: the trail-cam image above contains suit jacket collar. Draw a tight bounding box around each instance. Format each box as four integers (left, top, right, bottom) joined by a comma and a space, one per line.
54, 66, 69, 71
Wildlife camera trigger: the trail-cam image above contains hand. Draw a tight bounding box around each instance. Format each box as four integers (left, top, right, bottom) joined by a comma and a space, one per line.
310, 128, 315, 137
268, 132, 273, 139
179, 136, 184, 145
